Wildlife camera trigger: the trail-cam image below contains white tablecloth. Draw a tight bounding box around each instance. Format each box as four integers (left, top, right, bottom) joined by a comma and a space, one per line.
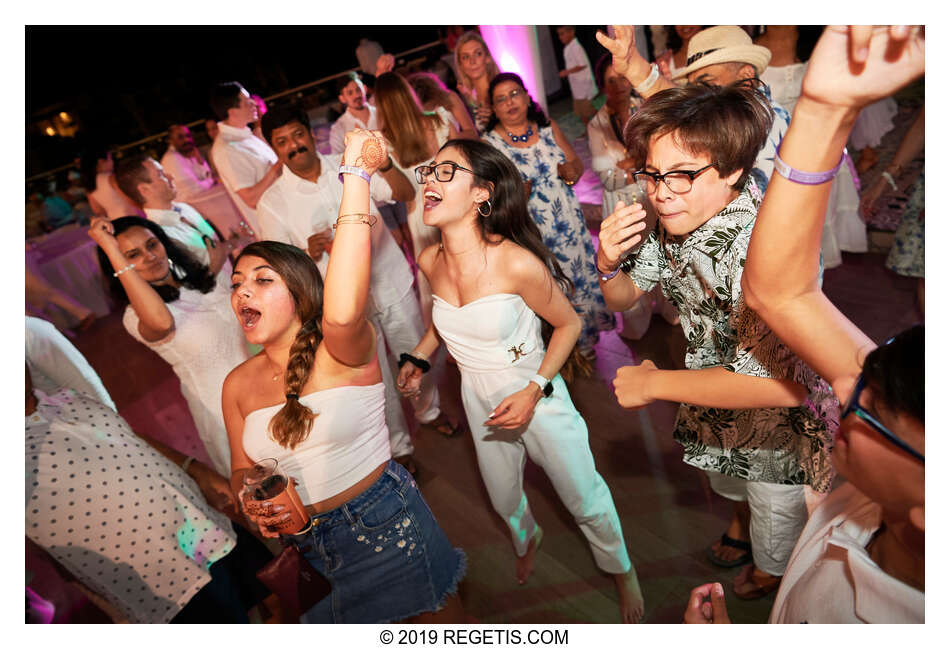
26, 226, 114, 323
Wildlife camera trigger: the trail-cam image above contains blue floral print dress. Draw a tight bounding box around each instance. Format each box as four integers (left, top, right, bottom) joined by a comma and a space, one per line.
483, 126, 614, 352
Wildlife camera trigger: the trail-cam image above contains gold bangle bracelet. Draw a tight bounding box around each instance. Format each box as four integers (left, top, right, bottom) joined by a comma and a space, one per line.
333, 213, 378, 229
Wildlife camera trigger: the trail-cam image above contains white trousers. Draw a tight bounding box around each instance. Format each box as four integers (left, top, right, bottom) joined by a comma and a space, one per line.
705, 470, 808, 576
373, 287, 441, 424
369, 314, 413, 458
460, 368, 631, 574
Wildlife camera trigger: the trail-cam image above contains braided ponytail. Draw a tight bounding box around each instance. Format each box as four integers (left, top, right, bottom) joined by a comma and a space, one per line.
234, 241, 325, 450
270, 318, 323, 449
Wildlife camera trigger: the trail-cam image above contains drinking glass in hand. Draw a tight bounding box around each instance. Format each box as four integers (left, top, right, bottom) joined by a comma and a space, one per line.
243, 458, 311, 535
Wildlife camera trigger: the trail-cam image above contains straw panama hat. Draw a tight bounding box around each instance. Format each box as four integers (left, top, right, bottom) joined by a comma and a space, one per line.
673, 26, 772, 81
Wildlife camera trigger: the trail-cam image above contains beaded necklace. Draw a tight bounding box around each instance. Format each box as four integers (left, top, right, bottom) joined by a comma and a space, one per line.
506, 125, 534, 143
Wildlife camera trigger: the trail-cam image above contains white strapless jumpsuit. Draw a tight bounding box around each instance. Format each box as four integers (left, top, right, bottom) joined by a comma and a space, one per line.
432, 293, 631, 574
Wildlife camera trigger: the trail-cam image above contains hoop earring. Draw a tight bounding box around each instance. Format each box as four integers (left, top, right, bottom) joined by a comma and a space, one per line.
169, 258, 185, 280
477, 199, 492, 217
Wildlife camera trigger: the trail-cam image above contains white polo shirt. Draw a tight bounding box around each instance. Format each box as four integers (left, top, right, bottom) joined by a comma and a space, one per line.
256, 151, 414, 313
145, 202, 218, 268
160, 147, 216, 201
328, 105, 378, 155
769, 482, 924, 623
210, 122, 278, 234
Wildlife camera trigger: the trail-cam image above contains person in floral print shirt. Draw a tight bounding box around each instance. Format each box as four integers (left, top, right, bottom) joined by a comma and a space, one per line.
596, 80, 837, 600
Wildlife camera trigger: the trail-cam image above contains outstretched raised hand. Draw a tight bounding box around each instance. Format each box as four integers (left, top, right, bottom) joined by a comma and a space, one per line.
595, 26, 643, 80
802, 26, 924, 112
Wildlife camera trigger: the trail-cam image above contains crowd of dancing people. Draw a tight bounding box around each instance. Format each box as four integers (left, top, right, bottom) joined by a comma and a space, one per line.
25, 25, 924, 625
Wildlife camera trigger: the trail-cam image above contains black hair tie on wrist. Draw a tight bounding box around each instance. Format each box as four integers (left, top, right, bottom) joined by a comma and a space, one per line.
285, 393, 300, 400
398, 353, 431, 373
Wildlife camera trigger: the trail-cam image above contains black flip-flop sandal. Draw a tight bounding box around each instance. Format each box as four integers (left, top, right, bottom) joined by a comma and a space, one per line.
705, 533, 753, 568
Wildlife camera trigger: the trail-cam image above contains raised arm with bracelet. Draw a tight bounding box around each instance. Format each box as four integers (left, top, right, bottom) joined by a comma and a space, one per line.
741, 26, 924, 399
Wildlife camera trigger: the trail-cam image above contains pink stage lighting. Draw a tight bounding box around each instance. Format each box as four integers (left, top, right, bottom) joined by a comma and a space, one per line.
478, 25, 547, 113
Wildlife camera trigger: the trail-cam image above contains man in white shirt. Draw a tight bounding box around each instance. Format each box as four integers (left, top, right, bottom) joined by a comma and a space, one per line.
160, 124, 217, 201
557, 26, 598, 125
328, 71, 408, 251
258, 106, 456, 470
114, 153, 233, 274
209, 81, 281, 236
328, 72, 378, 155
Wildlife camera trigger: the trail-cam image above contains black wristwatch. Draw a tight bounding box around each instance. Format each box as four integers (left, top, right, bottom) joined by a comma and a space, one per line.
529, 374, 553, 398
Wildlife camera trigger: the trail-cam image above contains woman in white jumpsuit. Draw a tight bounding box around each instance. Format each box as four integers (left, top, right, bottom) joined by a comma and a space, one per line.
396, 139, 644, 623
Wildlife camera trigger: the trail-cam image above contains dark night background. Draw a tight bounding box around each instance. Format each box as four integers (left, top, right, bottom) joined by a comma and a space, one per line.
26, 25, 453, 177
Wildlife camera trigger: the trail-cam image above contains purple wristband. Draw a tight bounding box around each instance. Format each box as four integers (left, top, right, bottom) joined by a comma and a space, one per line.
774, 149, 845, 185
338, 165, 371, 184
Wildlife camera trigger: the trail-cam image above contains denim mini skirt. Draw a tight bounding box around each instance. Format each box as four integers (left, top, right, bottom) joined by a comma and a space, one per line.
284, 459, 466, 623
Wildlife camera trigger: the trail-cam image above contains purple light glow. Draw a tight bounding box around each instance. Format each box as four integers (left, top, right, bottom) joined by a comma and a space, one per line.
478, 26, 547, 113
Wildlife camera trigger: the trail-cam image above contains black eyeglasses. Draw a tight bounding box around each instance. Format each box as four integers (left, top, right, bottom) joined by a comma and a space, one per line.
841, 373, 924, 464
414, 161, 477, 185
633, 164, 716, 195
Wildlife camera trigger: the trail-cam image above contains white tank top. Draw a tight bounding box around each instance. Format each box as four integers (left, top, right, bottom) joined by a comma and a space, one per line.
432, 292, 545, 373
241, 382, 391, 505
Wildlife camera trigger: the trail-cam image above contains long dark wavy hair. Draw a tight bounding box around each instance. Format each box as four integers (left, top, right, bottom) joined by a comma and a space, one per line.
437, 139, 590, 380
485, 72, 551, 134
235, 241, 325, 450
96, 216, 216, 304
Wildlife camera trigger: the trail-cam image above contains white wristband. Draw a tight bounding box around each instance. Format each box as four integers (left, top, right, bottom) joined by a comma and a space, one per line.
635, 63, 660, 95
181, 456, 196, 473
882, 171, 899, 192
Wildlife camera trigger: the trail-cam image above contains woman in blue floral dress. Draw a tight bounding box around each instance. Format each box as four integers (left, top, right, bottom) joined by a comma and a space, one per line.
483, 73, 613, 356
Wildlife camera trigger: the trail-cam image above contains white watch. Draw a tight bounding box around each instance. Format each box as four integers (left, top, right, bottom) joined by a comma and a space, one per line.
529, 374, 553, 397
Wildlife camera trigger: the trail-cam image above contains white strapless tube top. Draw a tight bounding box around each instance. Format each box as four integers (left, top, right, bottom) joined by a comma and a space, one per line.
432, 293, 546, 373
241, 382, 391, 505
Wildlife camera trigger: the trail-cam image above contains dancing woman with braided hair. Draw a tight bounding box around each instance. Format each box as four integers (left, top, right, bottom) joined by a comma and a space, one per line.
222, 129, 465, 623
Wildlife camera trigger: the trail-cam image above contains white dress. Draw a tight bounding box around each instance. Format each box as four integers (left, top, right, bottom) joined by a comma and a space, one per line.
432, 291, 630, 574
762, 63, 867, 268
122, 272, 249, 475
389, 106, 454, 325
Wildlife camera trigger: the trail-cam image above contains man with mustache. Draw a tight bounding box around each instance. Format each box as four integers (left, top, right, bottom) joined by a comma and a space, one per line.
160, 124, 217, 201
256, 105, 445, 475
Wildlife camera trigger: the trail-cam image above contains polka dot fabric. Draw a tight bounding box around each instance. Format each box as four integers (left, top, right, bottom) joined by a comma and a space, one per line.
26, 389, 237, 623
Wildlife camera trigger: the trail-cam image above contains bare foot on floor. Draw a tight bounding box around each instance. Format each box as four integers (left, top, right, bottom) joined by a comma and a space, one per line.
614, 569, 645, 623
515, 526, 543, 585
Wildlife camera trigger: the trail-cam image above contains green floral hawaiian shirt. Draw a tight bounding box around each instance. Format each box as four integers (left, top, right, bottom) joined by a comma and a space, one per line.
622, 180, 838, 492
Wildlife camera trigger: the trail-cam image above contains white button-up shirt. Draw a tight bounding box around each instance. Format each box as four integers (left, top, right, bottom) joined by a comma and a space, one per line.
210, 122, 278, 234
770, 482, 924, 623
145, 202, 218, 268
328, 105, 378, 155
256, 152, 414, 313
160, 147, 216, 201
